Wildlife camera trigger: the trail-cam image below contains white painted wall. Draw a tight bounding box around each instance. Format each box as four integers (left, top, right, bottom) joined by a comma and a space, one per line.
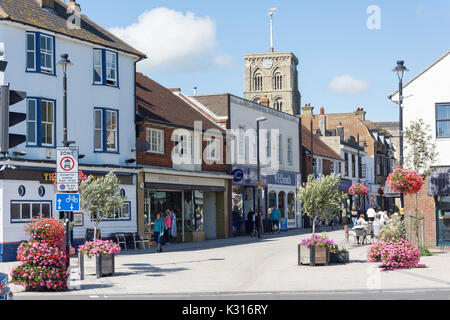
0, 22, 138, 166
391, 53, 450, 167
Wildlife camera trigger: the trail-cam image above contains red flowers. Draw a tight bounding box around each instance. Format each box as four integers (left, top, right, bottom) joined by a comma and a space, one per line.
348, 183, 369, 196
387, 166, 423, 194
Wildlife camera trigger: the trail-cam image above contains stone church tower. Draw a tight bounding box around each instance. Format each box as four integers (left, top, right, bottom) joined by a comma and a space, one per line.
244, 52, 301, 115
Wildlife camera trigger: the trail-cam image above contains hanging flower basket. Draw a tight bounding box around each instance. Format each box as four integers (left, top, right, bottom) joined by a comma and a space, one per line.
348, 183, 369, 196
386, 166, 423, 195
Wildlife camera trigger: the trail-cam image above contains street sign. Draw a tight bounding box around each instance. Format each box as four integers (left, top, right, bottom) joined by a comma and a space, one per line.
57, 147, 79, 191
56, 193, 80, 212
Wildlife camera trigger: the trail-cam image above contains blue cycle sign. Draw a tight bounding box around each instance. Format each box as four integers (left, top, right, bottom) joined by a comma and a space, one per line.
56, 193, 80, 212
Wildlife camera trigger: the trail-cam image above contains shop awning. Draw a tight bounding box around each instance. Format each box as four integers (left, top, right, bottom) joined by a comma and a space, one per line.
428, 167, 450, 196
145, 182, 225, 192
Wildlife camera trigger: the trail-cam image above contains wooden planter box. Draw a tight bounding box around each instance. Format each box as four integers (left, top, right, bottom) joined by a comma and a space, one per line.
330, 251, 350, 264
298, 244, 330, 266
79, 253, 115, 279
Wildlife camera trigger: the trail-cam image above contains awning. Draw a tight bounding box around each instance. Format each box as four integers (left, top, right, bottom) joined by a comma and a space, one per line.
428, 167, 450, 196
144, 182, 225, 192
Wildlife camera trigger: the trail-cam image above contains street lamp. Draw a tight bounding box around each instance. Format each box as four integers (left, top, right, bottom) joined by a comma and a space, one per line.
57, 54, 74, 270
393, 60, 408, 209
256, 116, 268, 239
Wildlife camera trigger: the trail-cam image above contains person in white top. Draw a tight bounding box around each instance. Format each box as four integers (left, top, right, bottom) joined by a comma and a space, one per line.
366, 206, 376, 222
373, 214, 384, 238
378, 210, 386, 224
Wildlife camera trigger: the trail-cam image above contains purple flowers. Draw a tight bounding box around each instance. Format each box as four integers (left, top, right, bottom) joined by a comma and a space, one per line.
367, 238, 421, 270
300, 234, 335, 248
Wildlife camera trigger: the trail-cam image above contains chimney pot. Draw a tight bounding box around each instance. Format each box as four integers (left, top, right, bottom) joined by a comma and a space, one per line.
320, 106, 325, 116
260, 95, 270, 107
67, 0, 81, 13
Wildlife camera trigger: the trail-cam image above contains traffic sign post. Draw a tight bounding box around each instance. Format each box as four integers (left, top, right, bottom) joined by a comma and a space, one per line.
57, 147, 79, 192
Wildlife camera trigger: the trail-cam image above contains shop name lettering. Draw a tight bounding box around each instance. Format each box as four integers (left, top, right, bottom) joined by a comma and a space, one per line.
274, 173, 292, 185
182, 304, 268, 317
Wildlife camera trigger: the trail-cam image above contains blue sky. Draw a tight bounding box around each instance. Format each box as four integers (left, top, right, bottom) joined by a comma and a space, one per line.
80, 0, 449, 121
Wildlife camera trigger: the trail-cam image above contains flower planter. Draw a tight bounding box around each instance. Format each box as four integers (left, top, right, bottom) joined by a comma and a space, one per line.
79, 253, 115, 279
298, 244, 330, 266
330, 251, 350, 264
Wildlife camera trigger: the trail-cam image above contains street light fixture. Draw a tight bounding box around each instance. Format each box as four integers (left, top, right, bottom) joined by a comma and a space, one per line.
57, 54, 74, 271
256, 117, 268, 239
393, 60, 408, 210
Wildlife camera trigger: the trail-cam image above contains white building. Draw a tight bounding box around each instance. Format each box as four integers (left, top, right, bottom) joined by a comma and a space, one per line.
0, 0, 145, 261
390, 51, 450, 247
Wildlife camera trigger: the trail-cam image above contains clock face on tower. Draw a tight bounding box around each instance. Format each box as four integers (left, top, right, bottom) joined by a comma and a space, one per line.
263, 59, 273, 69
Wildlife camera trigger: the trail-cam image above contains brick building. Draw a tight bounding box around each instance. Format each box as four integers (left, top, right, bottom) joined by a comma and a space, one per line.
135, 73, 233, 242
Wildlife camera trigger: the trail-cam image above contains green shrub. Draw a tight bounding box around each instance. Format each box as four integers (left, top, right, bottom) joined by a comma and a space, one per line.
419, 246, 433, 256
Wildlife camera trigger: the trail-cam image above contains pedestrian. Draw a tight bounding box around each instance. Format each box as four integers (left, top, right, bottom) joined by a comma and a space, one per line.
255, 210, 262, 238
351, 206, 358, 226
366, 206, 376, 222
271, 205, 281, 234
153, 212, 165, 253
373, 214, 384, 238
247, 210, 254, 236
164, 210, 172, 245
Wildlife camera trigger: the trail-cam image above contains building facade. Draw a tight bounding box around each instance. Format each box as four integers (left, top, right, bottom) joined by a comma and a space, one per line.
390, 51, 450, 248
0, 0, 145, 261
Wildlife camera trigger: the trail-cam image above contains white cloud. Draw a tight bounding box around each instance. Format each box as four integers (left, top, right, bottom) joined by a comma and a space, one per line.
110, 7, 232, 72
212, 54, 234, 68
328, 75, 370, 95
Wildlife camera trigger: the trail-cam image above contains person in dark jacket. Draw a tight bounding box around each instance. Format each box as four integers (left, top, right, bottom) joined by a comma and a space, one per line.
247, 210, 255, 236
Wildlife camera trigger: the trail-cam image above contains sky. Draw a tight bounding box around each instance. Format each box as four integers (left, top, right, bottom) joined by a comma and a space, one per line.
78, 0, 450, 122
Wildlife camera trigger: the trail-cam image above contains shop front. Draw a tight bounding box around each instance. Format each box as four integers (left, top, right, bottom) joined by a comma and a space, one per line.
140, 170, 231, 242
231, 166, 268, 235
267, 172, 298, 229
429, 167, 450, 247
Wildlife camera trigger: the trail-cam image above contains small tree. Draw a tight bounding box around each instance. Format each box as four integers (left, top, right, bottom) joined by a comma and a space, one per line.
297, 174, 347, 235
79, 172, 125, 242
404, 119, 438, 245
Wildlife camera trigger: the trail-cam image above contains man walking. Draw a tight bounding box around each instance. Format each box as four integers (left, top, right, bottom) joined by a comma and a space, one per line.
366, 206, 376, 222
271, 205, 281, 235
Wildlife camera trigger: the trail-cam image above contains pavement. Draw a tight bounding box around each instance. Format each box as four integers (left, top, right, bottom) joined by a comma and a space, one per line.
1, 227, 449, 299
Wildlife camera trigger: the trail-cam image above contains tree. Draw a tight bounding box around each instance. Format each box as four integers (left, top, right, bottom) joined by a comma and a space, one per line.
79, 172, 125, 242
297, 174, 347, 235
404, 119, 438, 245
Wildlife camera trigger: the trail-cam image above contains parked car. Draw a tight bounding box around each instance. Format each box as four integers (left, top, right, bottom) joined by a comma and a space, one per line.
0, 273, 13, 300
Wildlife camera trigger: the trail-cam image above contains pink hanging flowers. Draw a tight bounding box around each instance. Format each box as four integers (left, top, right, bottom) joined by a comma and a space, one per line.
348, 183, 369, 196
386, 166, 423, 194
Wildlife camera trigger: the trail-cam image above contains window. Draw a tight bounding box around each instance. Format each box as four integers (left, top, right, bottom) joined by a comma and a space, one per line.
266, 131, 271, 158
358, 156, 362, 178
94, 202, 131, 221
238, 129, 245, 161
273, 99, 283, 112
352, 154, 356, 178
146, 128, 164, 154
273, 71, 282, 90
93, 49, 103, 84
436, 104, 450, 138
254, 72, 263, 91
206, 136, 221, 161
93, 49, 119, 87
26, 98, 55, 147
94, 108, 119, 153
11, 201, 51, 222
278, 134, 283, 165
26, 32, 55, 74
287, 137, 293, 166
344, 153, 349, 176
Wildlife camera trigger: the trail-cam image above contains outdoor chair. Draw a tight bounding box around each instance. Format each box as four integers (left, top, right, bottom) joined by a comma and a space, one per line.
133, 233, 149, 250
114, 233, 127, 251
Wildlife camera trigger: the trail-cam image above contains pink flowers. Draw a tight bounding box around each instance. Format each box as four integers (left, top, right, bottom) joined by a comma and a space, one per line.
300, 234, 335, 248
387, 166, 423, 194
78, 240, 121, 258
348, 183, 369, 196
367, 238, 421, 271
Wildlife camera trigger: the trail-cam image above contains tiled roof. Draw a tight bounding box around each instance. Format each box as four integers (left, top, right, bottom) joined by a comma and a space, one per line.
0, 0, 145, 58
193, 94, 229, 118
301, 125, 342, 161
136, 73, 226, 133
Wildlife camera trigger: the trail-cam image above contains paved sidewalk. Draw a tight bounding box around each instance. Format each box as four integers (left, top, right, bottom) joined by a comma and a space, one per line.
2, 228, 449, 298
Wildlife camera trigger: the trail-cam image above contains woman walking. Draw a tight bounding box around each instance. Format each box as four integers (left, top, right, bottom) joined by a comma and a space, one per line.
153, 212, 165, 253
164, 210, 172, 245
351, 206, 359, 227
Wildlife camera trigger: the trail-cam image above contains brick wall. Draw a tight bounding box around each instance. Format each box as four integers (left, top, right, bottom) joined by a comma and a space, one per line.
404, 177, 437, 248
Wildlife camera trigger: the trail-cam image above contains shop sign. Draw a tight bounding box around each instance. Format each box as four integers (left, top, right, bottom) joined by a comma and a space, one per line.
267, 172, 296, 186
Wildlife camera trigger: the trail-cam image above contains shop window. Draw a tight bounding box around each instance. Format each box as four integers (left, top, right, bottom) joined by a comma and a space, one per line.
437, 196, 450, 246
278, 191, 286, 218
184, 190, 204, 232
244, 186, 254, 217
268, 191, 277, 209
11, 201, 51, 222
232, 186, 243, 220
287, 192, 296, 220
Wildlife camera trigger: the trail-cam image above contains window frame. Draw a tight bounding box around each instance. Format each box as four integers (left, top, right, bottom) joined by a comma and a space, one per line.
26, 97, 56, 148
95, 202, 132, 221
287, 137, 293, 166
93, 107, 120, 153
10, 200, 52, 223
93, 49, 119, 88
25, 32, 55, 75
40, 99, 55, 147
93, 49, 103, 85
436, 103, 450, 139
206, 135, 221, 162
146, 128, 165, 154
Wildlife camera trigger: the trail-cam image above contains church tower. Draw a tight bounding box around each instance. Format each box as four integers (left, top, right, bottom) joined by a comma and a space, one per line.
243, 9, 301, 115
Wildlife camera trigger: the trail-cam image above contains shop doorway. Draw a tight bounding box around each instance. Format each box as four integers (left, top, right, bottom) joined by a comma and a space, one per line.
204, 192, 217, 239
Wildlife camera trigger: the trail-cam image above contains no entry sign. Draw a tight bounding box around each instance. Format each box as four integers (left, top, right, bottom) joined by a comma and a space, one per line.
57, 147, 79, 192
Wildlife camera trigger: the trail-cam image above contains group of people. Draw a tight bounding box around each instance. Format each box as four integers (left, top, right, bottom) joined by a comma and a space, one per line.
351, 205, 393, 239
152, 209, 177, 253
246, 205, 282, 237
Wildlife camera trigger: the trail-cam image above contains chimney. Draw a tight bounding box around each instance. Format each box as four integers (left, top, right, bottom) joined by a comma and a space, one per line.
318, 106, 326, 136
67, 0, 81, 13
301, 103, 314, 115
193, 87, 197, 96
354, 107, 366, 121
37, 0, 55, 8
337, 122, 344, 142
260, 95, 270, 107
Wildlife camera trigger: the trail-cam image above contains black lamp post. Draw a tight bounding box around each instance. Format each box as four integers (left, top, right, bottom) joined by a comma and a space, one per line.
57, 54, 74, 270
256, 116, 267, 239
393, 60, 408, 209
